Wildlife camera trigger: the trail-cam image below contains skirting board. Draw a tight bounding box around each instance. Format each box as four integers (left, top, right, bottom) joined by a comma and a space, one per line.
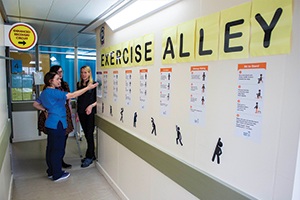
96, 162, 129, 200
8, 175, 13, 200
0, 119, 11, 172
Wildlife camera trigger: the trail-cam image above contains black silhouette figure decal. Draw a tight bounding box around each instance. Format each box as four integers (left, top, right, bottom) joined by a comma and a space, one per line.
151, 117, 156, 136
212, 138, 223, 164
110, 105, 113, 116
176, 125, 183, 146
133, 112, 137, 127
102, 102, 104, 113
120, 108, 124, 122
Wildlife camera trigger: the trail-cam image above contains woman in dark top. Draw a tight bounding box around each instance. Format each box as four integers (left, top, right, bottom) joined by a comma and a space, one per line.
76, 65, 97, 168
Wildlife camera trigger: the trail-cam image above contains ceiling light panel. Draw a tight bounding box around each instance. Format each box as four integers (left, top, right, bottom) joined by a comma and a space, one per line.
105, 0, 180, 31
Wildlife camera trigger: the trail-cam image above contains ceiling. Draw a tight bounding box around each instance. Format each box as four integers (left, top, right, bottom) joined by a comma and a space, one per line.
0, 0, 121, 49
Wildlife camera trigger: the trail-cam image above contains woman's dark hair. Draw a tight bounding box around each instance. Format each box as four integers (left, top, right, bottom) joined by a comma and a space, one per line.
44, 72, 57, 88
50, 65, 67, 91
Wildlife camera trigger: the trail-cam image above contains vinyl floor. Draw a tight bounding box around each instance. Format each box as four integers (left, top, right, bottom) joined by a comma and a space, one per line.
11, 136, 121, 200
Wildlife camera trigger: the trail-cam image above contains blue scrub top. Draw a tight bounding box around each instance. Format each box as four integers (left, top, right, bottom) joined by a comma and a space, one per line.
36, 88, 68, 129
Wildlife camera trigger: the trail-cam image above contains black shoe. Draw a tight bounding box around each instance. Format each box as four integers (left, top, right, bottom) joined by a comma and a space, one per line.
81, 156, 96, 163
62, 161, 72, 169
81, 158, 94, 168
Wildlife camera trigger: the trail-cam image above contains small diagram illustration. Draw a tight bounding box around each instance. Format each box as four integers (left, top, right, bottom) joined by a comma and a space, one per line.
202, 84, 205, 93
256, 89, 262, 99
254, 102, 261, 114
151, 117, 156, 136
257, 74, 263, 84
212, 137, 223, 164
175, 125, 183, 146
202, 72, 206, 81
120, 108, 124, 122
133, 112, 138, 127
201, 96, 205, 105
110, 105, 113, 116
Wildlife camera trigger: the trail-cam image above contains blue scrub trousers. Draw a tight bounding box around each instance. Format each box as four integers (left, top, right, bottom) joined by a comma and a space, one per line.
46, 121, 66, 180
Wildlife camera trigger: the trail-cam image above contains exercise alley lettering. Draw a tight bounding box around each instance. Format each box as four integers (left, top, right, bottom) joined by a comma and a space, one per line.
101, 0, 292, 68
162, 0, 292, 63
101, 33, 154, 68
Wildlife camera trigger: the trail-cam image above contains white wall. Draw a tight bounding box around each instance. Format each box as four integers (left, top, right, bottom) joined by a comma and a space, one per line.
12, 111, 47, 142
0, 147, 12, 200
0, 13, 13, 200
96, 0, 300, 199
0, 8, 8, 132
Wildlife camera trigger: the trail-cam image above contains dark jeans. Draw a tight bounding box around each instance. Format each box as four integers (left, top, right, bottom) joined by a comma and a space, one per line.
78, 113, 95, 159
46, 121, 66, 180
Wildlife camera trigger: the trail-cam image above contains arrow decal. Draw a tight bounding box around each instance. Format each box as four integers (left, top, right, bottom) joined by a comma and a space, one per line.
18, 41, 26, 45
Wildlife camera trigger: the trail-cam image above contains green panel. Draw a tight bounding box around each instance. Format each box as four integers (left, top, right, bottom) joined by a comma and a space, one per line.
95, 115, 256, 200
0, 120, 11, 172
12, 100, 76, 112
12, 102, 36, 112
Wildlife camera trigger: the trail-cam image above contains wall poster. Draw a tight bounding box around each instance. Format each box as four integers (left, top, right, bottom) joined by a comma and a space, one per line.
125, 70, 132, 106
113, 71, 119, 103
159, 68, 172, 118
96, 71, 102, 98
189, 66, 208, 127
103, 71, 108, 99
234, 62, 266, 143
139, 69, 148, 110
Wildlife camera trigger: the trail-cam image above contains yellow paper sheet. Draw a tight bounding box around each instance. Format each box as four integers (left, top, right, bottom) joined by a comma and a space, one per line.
143, 33, 155, 66
195, 12, 220, 62
250, 0, 292, 56
162, 25, 177, 64
177, 19, 196, 63
219, 2, 251, 60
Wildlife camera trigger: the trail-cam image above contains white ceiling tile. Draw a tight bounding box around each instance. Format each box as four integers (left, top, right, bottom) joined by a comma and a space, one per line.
64, 33, 96, 49
7, 17, 21, 24
2, 0, 116, 48
19, 18, 44, 37
2, 0, 19, 16
38, 22, 67, 45
47, 0, 90, 23
71, 0, 118, 24
77, 34, 96, 48
52, 24, 85, 46
20, 0, 53, 19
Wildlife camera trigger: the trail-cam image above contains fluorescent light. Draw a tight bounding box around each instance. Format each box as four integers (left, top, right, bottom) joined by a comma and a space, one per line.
29, 61, 42, 64
66, 55, 96, 60
50, 56, 57, 62
105, 0, 180, 31
100, 0, 131, 20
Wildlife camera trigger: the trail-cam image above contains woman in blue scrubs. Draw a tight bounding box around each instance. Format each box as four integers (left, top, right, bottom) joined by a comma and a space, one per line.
33, 72, 98, 181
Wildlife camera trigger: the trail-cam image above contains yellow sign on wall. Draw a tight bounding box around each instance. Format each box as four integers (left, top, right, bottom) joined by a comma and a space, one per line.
9, 23, 37, 51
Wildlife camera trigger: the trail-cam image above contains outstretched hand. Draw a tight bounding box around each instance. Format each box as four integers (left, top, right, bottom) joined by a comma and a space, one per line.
87, 82, 99, 89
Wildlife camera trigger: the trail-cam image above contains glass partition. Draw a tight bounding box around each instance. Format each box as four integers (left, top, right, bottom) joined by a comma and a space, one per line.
10, 46, 96, 95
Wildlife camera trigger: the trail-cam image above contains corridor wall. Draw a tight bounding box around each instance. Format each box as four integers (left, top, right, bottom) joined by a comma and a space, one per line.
0, 14, 13, 200
95, 0, 300, 199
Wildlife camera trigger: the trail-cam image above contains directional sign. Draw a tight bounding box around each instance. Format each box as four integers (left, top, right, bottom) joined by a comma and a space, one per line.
9, 23, 37, 51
